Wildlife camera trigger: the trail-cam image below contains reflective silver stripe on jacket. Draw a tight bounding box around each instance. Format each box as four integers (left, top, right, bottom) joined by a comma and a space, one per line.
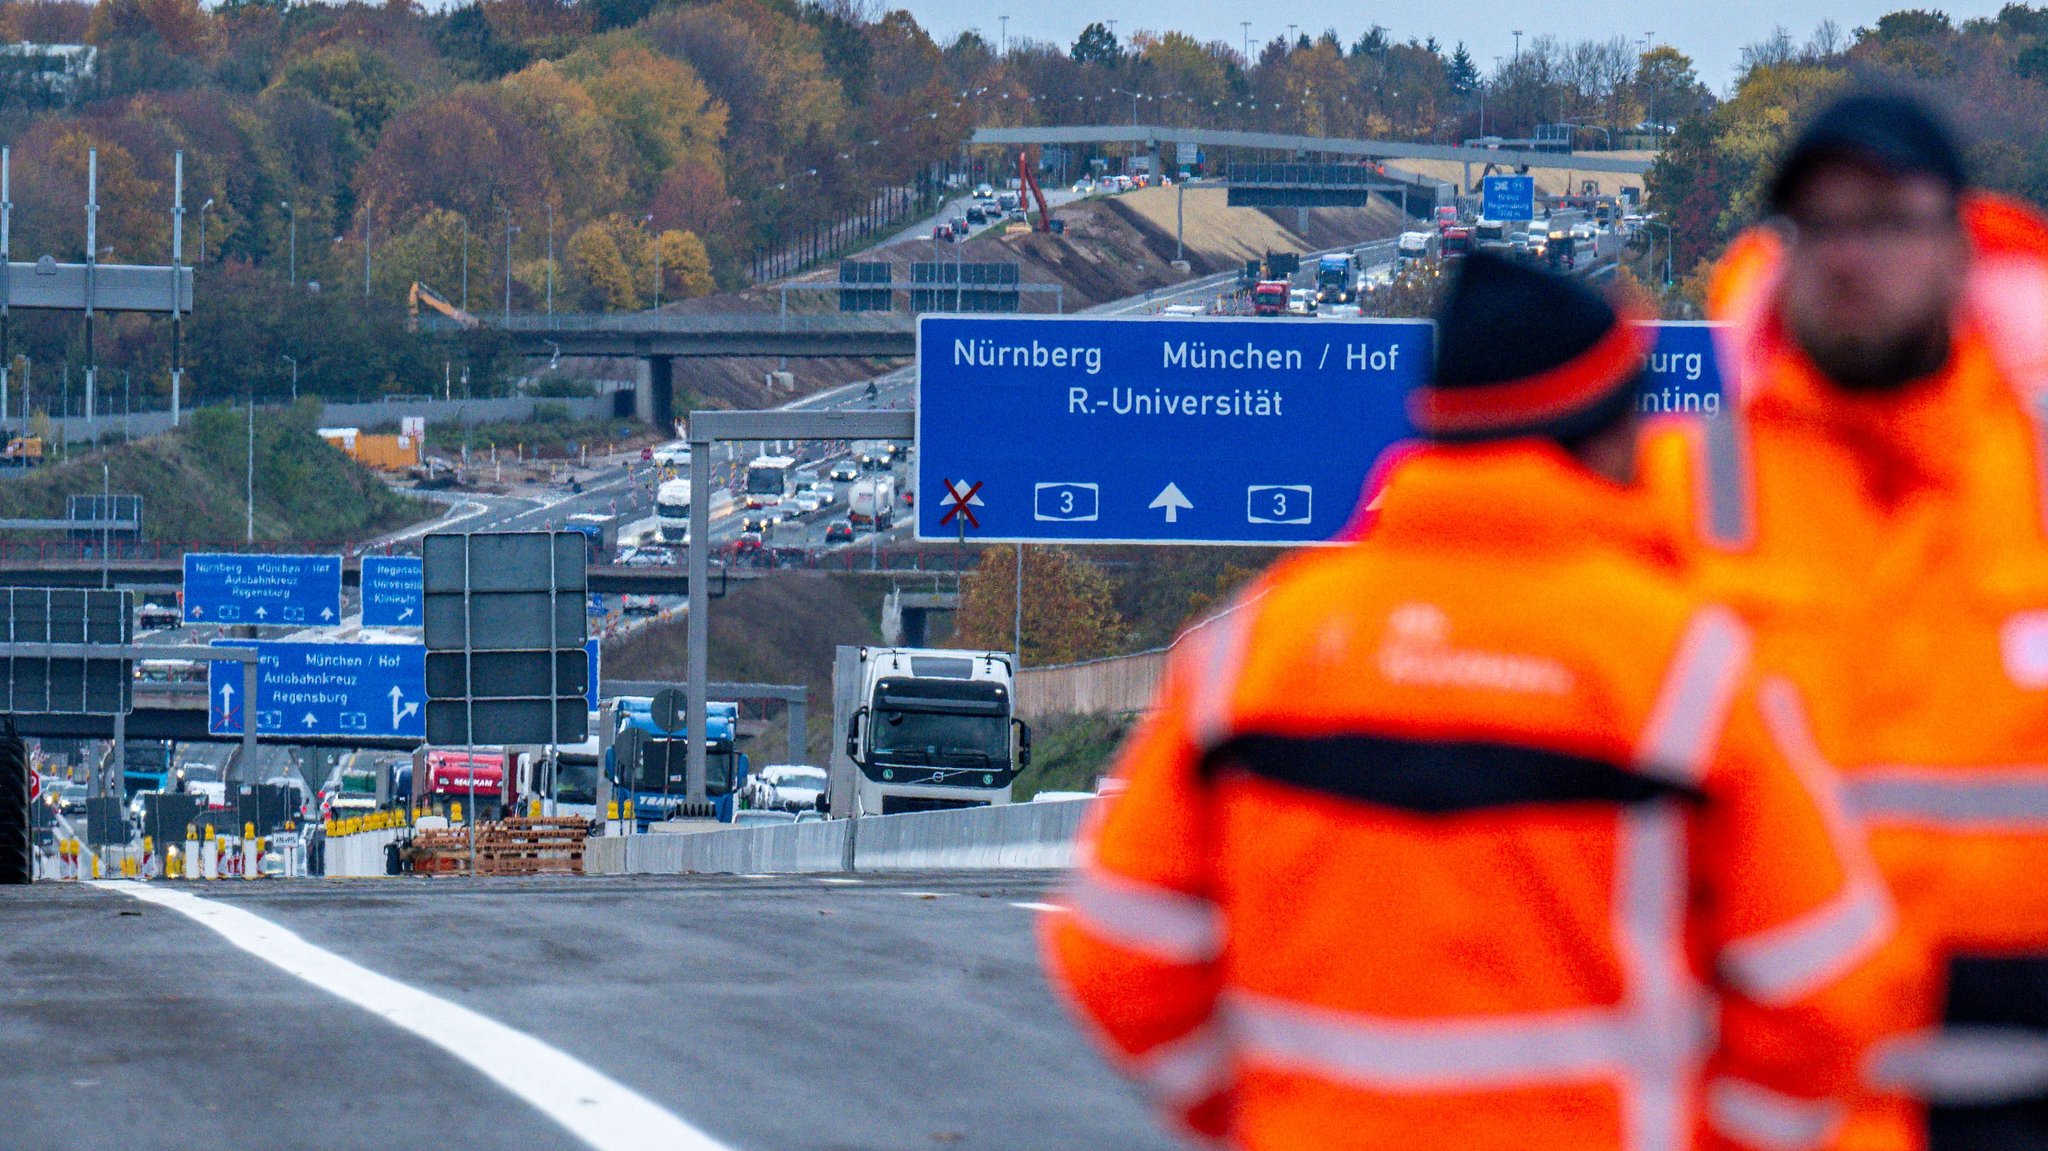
1134, 1024, 1233, 1104
1721, 880, 1890, 1004
1059, 869, 1224, 964
1222, 810, 1705, 1150
1846, 768, 2048, 828
1871, 1027, 2048, 1104
1700, 401, 1754, 548
1706, 1078, 1844, 1151
1635, 606, 1751, 785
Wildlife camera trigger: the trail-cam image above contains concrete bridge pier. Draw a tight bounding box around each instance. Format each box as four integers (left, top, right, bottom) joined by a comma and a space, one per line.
635, 357, 676, 433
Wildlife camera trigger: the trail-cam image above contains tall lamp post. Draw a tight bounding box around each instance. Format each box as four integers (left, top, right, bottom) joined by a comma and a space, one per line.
280, 200, 296, 288
280, 354, 297, 401
198, 198, 214, 266
501, 207, 519, 325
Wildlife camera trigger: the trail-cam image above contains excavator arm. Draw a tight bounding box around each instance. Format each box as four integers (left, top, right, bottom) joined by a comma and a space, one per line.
1018, 150, 1052, 233
408, 281, 479, 330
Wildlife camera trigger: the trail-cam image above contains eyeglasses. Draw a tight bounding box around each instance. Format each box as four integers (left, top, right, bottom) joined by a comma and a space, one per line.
1778, 212, 1960, 246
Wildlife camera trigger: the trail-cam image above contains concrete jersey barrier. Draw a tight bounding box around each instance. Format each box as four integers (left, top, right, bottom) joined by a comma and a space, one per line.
584, 798, 1095, 876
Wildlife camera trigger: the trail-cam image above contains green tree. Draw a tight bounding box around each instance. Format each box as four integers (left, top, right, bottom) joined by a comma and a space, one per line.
274, 45, 414, 140
1070, 21, 1121, 66
1445, 42, 1480, 94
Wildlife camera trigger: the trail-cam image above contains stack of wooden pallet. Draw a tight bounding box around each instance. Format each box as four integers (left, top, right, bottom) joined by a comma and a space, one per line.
408, 829, 472, 876
475, 817, 587, 876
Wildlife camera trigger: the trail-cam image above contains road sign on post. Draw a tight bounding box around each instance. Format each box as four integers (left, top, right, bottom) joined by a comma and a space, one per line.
421, 532, 589, 746
916, 315, 1433, 544
206, 641, 425, 738
182, 553, 342, 625
360, 556, 424, 628
1482, 174, 1536, 221
0, 588, 132, 715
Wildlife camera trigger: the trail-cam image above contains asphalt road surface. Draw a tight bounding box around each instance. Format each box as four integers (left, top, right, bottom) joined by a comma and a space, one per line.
1, 871, 1182, 1151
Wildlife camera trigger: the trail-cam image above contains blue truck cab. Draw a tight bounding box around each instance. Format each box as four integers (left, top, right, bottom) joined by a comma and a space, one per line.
609, 697, 748, 827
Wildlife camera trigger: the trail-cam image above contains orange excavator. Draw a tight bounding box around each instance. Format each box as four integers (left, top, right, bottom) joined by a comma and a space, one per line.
407, 282, 479, 331
1018, 150, 1061, 234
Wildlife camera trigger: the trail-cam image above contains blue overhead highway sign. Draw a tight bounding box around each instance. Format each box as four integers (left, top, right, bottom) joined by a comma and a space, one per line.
916, 314, 1432, 544
360, 556, 423, 628
1482, 174, 1536, 221
1636, 322, 1726, 418
207, 641, 426, 738
183, 553, 341, 626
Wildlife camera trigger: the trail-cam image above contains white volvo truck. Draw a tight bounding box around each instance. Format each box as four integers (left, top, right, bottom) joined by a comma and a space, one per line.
842, 647, 1030, 816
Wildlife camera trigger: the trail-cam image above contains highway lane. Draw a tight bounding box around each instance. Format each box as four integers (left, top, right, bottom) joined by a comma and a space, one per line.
4, 873, 1180, 1151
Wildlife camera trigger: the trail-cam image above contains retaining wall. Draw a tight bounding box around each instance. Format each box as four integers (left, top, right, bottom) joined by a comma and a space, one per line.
1014, 649, 1166, 719
584, 798, 1093, 876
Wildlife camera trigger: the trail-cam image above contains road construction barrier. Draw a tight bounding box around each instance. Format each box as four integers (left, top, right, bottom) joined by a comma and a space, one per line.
585, 799, 1093, 876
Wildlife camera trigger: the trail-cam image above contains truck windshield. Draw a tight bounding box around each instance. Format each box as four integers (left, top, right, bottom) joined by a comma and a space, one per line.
657, 499, 689, 519
873, 710, 1009, 765
557, 758, 598, 805
632, 743, 740, 796
746, 468, 786, 495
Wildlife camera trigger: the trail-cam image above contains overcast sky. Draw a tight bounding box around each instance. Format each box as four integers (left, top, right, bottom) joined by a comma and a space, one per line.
893, 0, 2009, 93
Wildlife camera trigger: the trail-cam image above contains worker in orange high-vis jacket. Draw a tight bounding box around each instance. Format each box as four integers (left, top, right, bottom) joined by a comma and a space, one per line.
1043, 252, 1896, 1151
1640, 92, 2048, 1151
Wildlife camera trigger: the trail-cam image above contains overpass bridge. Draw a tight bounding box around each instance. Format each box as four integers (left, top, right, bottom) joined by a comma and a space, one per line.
972, 124, 1654, 195
420, 312, 917, 427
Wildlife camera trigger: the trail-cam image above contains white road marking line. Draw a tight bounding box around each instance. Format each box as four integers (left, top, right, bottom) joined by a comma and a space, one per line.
898, 891, 943, 898
96, 882, 732, 1151
1011, 902, 1063, 913
813, 877, 862, 884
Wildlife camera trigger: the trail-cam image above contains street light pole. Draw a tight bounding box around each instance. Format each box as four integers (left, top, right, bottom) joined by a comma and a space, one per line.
198, 198, 213, 266
460, 217, 469, 312
246, 392, 255, 543
280, 200, 295, 288
501, 207, 518, 325
546, 202, 555, 317
281, 354, 297, 401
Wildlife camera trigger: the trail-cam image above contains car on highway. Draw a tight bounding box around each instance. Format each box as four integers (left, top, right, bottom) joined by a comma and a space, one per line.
135, 601, 180, 630
733, 531, 765, 558
829, 462, 859, 483
176, 763, 227, 809
263, 775, 314, 820
740, 514, 780, 534
791, 491, 824, 515
812, 481, 836, 504
617, 545, 677, 568
621, 594, 661, 615
825, 520, 855, 544
49, 780, 86, 815
651, 442, 691, 466
753, 764, 828, 811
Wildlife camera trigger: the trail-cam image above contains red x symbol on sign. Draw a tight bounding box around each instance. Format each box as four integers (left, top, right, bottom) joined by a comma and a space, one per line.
939, 478, 984, 529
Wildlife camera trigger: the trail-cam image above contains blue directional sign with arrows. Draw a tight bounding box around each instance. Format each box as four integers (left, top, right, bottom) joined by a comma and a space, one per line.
1482, 174, 1536, 221
183, 553, 342, 626
917, 314, 1433, 544
207, 641, 426, 738
360, 556, 424, 628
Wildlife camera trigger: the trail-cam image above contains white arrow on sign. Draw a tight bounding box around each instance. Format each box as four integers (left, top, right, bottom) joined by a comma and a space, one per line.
1149, 483, 1194, 524
398, 606, 416, 622
190, 605, 204, 618
217, 682, 234, 719
320, 607, 335, 621
302, 712, 318, 728
390, 685, 420, 730
254, 606, 268, 620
